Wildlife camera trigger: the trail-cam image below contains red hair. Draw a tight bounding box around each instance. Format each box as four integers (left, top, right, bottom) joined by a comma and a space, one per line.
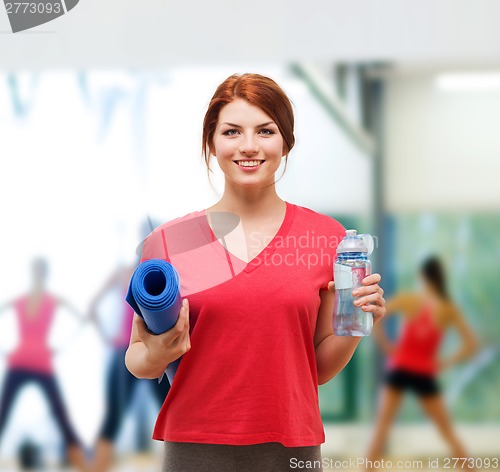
202, 73, 295, 171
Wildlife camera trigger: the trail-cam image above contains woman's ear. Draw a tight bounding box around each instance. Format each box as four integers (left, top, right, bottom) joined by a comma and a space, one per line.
209, 143, 216, 157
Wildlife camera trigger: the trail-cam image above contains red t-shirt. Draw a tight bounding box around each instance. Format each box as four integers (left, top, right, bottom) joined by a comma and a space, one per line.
140, 201, 345, 446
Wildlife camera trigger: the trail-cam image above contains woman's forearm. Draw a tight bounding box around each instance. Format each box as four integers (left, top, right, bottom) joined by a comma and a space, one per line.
125, 341, 169, 379
440, 341, 478, 370
315, 335, 362, 385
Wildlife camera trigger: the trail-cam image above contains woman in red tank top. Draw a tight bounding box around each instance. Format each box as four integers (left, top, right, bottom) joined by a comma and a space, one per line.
0, 258, 90, 471
367, 257, 478, 468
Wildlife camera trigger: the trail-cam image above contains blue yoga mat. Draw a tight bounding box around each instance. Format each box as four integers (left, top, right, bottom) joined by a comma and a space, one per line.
125, 259, 183, 384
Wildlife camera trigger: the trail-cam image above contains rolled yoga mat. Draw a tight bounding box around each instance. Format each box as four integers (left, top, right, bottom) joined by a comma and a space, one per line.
125, 259, 183, 384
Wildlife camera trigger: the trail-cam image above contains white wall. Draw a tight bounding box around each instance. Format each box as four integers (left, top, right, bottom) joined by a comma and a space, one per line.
280, 75, 373, 216
2, 1, 500, 66
384, 72, 500, 212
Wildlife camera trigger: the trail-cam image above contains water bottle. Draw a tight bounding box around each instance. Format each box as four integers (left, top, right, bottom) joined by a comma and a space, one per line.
333, 229, 373, 336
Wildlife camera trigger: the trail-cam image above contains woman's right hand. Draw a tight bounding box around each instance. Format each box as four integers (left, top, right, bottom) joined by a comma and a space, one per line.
134, 298, 191, 369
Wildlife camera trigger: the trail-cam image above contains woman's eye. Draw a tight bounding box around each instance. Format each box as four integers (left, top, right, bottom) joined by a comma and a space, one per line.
223, 129, 239, 136
259, 129, 275, 136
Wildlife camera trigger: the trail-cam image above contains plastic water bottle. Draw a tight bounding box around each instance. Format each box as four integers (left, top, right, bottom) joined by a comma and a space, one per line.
333, 229, 373, 336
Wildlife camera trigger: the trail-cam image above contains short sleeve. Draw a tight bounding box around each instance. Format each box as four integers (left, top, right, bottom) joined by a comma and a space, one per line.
319, 216, 346, 292
139, 228, 171, 264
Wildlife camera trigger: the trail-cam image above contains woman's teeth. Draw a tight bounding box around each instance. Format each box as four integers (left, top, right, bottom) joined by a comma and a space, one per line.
236, 160, 263, 167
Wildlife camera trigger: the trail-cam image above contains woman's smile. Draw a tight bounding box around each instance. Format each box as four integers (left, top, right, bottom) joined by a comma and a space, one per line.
233, 159, 265, 171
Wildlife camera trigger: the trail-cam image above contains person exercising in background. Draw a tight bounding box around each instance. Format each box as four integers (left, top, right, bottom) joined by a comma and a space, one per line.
0, 257, 90, 471
367, 256, 479, 469
89, 258, 170, 472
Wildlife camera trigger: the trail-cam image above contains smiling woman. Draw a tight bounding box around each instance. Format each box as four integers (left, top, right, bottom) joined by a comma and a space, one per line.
124, 72, 386, 472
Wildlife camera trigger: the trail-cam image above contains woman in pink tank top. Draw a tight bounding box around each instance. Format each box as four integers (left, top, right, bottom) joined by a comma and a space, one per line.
367, 257, 479, 469
0, 257, 90, 471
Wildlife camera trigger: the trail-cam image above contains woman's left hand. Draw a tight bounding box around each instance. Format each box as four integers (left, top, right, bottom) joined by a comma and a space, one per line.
354, 273, 385, 324
327, 273, 386, 325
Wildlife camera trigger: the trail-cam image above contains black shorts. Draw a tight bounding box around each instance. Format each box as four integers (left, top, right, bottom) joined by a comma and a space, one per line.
385, 368, 440, 397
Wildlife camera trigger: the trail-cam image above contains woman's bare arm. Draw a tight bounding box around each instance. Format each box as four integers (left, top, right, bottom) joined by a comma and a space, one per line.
56, 297, 87, 322
439, 304, 479, 370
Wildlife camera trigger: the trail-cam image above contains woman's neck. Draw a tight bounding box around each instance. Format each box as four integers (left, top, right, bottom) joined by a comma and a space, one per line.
423, 285, 444, 305
214, 183, 284, 218
30, 283, 45, 296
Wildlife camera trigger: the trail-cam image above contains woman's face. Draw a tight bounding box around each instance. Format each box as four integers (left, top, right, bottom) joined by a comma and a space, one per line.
32, 259, 47, 284
211, 98, 285, 188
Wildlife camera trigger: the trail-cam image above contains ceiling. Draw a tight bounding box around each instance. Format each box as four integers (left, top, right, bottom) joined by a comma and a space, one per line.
1, 0, 500, 69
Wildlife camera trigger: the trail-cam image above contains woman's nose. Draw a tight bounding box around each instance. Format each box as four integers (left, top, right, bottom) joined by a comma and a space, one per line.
239, 136, 259, 155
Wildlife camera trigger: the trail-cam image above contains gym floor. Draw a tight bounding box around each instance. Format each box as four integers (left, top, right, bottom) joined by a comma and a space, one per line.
1, 424, 498, 471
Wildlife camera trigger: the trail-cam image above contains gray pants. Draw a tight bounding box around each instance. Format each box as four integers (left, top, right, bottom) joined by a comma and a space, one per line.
163, 441, 323, 472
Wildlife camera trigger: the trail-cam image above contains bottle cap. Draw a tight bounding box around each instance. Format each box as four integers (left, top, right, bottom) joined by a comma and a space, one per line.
337, 229, 374, 255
